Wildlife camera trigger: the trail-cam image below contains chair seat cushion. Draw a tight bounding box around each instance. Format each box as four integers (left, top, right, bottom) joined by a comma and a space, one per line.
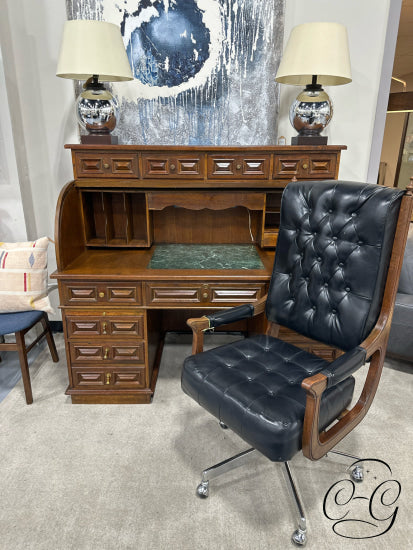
0, 310, 44, 336
182, 334, 355, 461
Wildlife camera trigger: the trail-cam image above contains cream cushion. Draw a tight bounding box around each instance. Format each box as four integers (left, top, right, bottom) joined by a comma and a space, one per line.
0, 237, 54, 314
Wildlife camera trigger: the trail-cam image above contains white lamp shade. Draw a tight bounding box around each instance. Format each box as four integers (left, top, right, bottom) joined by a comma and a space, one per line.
56, 20, 133, 82
275, 22, 352, 86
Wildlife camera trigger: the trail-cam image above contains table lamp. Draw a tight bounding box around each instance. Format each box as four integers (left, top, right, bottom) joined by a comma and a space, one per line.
276, 22, 352, 145
56, 20, 133, 144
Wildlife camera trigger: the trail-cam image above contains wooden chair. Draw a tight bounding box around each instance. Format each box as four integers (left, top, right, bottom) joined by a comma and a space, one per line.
0, 310, 59, 404
181, 180, 413, 546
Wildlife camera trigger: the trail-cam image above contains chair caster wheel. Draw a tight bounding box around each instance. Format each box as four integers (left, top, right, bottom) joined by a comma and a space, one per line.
291, 528, 307, 546
196, 481, 209, 498
350, 465, 364, 482
219, 421, 228, 429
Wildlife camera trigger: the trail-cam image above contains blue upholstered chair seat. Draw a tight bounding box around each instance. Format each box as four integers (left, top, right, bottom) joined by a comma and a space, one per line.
0, 311, 44, 336
182, 334, 355, 462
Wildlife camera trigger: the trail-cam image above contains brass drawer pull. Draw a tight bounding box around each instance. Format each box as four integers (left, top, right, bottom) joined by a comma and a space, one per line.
103, 163, 110, 169
102, 322, 107, 335
302, 163, 308, 170
201, 284, 209, 301
236, 164, 242, 170
104, 348, 109, 360
170, 163, 176, 171
99, 292, 105, 298
105, 372, 111, 384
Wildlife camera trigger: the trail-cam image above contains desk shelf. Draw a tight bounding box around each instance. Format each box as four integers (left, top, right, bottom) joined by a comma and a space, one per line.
81, 190, 152, 248
261, 190, 282, 248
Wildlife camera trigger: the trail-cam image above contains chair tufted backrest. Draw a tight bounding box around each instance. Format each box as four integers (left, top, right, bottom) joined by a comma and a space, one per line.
266, 180, 404, 351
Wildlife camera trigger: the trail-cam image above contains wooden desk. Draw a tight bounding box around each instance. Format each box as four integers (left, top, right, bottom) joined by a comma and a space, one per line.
53, 145, 345, 404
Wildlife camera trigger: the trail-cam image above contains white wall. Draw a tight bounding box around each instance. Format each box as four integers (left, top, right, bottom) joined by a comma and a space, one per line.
278, 0, 397, 183
0, 44, 27, 242
0, 0, 78, 318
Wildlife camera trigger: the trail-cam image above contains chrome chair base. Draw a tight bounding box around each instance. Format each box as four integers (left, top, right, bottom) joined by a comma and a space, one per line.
195, 446, 362, 546
283, 461, 307, 547
195, 447, 307, 546
196, 447, 257, 500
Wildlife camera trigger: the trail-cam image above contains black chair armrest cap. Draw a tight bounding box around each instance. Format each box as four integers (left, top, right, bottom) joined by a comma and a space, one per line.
321, 346, 367, 388
207, 304, 254, 328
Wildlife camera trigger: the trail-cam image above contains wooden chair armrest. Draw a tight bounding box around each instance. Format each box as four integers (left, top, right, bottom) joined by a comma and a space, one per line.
301, 340, 385, 460
186, 316, 210, 354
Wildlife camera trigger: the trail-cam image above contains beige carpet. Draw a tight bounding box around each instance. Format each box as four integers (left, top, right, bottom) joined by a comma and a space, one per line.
0, 333, 412, 550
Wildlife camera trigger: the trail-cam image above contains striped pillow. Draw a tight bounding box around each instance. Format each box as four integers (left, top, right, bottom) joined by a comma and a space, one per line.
0, 237, 54, 314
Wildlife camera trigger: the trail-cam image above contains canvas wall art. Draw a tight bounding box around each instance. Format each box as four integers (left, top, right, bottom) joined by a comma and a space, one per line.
67, 0, 285, 145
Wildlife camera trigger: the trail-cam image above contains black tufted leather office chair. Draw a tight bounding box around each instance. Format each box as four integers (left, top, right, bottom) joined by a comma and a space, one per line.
181, 180, 413, 546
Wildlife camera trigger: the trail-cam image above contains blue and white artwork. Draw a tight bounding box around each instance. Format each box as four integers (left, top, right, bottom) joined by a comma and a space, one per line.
67, 0, 285, 145
125, 0, 211, 88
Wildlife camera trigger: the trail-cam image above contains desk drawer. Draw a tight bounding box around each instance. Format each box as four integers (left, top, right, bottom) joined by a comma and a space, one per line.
65, 310, 145, 338
144, 282, 267, 306
273, 153, 337, 179
72, 367, 146, 389
61, 282, 142, 306
207, 154, 270, 179
69, 341, 145, 364
74, 152, 139, 178
142, 154, 204, 179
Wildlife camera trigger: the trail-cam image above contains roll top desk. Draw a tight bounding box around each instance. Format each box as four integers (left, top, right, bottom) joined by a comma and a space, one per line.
53, 145, 345, 404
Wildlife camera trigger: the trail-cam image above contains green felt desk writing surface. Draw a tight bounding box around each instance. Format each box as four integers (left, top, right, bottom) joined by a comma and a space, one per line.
148, 244, 264, 270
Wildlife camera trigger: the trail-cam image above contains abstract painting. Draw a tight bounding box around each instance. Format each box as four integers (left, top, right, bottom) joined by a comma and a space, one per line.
67, 0, 285, 145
